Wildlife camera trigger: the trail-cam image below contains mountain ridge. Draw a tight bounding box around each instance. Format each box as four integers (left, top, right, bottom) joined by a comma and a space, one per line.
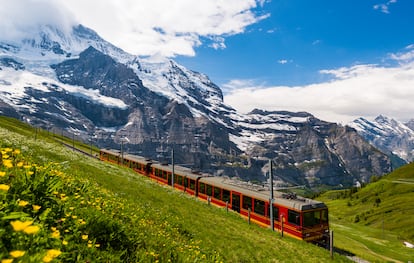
348, 115, 414, 164
0, 23, 392, 190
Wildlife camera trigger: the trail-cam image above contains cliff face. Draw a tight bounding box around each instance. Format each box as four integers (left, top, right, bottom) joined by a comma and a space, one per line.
229, 112, 391, 188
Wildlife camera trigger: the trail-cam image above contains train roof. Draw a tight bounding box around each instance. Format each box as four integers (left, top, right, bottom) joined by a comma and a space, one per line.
200, 177, 327, 211
151, 162, 210, 180
101, 149, 153, 164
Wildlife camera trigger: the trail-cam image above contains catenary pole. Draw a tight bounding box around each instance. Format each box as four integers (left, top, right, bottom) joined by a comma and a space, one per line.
171, 148, 175, 187
269, 159, 274, 231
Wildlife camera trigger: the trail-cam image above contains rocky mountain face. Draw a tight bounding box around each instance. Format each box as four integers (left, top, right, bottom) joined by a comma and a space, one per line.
0, 24, 393, 190
349, 115, 414, 166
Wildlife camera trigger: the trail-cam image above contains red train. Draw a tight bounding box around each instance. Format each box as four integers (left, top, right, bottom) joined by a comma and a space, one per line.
100, 149, 329, 243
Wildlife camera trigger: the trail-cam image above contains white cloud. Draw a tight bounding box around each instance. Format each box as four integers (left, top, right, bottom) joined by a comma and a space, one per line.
58, 0, 269, 57
277, 59, 293, 65
312, 39, 322, 45
0, 0, 267, 57
373, 0, 398, 14
0, 0, 76, 42
209, 36, 227, 50
389, 45, 414, 63
224, 50, 414, 124
221, 79, 261, 93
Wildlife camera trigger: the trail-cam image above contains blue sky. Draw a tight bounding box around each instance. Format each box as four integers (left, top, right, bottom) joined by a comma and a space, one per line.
1, 0, 414, 123
176, 0, 412, 87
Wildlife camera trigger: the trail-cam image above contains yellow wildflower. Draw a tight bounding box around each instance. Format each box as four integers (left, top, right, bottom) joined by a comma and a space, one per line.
46, 249, 62, 257
62, 240, 68, 245
10, 220, 33, 231
13, 149, 20, 155
82, 234, 88, 240
95, 244, 100, 248
17, 162, 23, 167
0, 171, 6, 177
0, 184, 10, 191
18, 200, 29, 207
32, 205, 41, 211
51, 230, 60, 239
23, 225, 40, 234
3, 160, 13, 168
43, 256, 53, 263
87, 243, 92, 248
10, 250, 25, 258
1, 259, 14, 263
42, 249, 62, 263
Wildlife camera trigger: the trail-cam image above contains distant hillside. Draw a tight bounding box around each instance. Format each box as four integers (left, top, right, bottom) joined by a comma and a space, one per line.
322, 162, 414, 240
318, 162, 414, 262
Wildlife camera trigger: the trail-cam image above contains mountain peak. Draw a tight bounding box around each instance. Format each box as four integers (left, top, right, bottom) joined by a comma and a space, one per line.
349, 115, 414, 163
0, 24, 132, 65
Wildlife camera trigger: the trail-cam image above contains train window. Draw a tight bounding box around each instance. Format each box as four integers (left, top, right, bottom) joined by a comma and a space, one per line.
206, 184, 213, 196
254, 199, 265, 216
303, 211, 321, 227
222, 189, 230, 202
213, 187, 221, 200
177, 175, 183, 185
163, 171, 168, 179
321, 209, 328, 223
189, 179, 195, 190
184, 178, 188, 187
242, 196, 252, 210
199, 183, 205, 194
269, 205, 279, 221
156, 169, 162, 178
288, 210, 300, 225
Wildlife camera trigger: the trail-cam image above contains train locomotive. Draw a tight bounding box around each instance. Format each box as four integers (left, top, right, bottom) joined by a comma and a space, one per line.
99, 149, 329, 243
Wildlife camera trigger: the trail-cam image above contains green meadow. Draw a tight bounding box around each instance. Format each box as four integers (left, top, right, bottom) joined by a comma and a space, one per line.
0, 116, 348, 262
318, 162, 414, 262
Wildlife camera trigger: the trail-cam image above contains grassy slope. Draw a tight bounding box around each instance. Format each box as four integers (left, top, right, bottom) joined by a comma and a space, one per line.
319, 163, 414, 262
0, 116, 349, 262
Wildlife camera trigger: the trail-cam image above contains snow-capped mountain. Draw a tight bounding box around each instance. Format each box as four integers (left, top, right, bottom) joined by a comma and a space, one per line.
349, 115, 414, 163
0, 23, 392, 189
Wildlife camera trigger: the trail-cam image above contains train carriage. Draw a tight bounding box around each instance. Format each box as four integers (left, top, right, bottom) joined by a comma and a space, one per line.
123, 154, 152, 175
100, 149, 152, 175
199, 177, 329, 242
99, 149, 121, 164
150, 162, 206, 195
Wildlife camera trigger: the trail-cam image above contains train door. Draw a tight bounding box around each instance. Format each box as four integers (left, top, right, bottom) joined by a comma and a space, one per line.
231, 192, 241, 213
